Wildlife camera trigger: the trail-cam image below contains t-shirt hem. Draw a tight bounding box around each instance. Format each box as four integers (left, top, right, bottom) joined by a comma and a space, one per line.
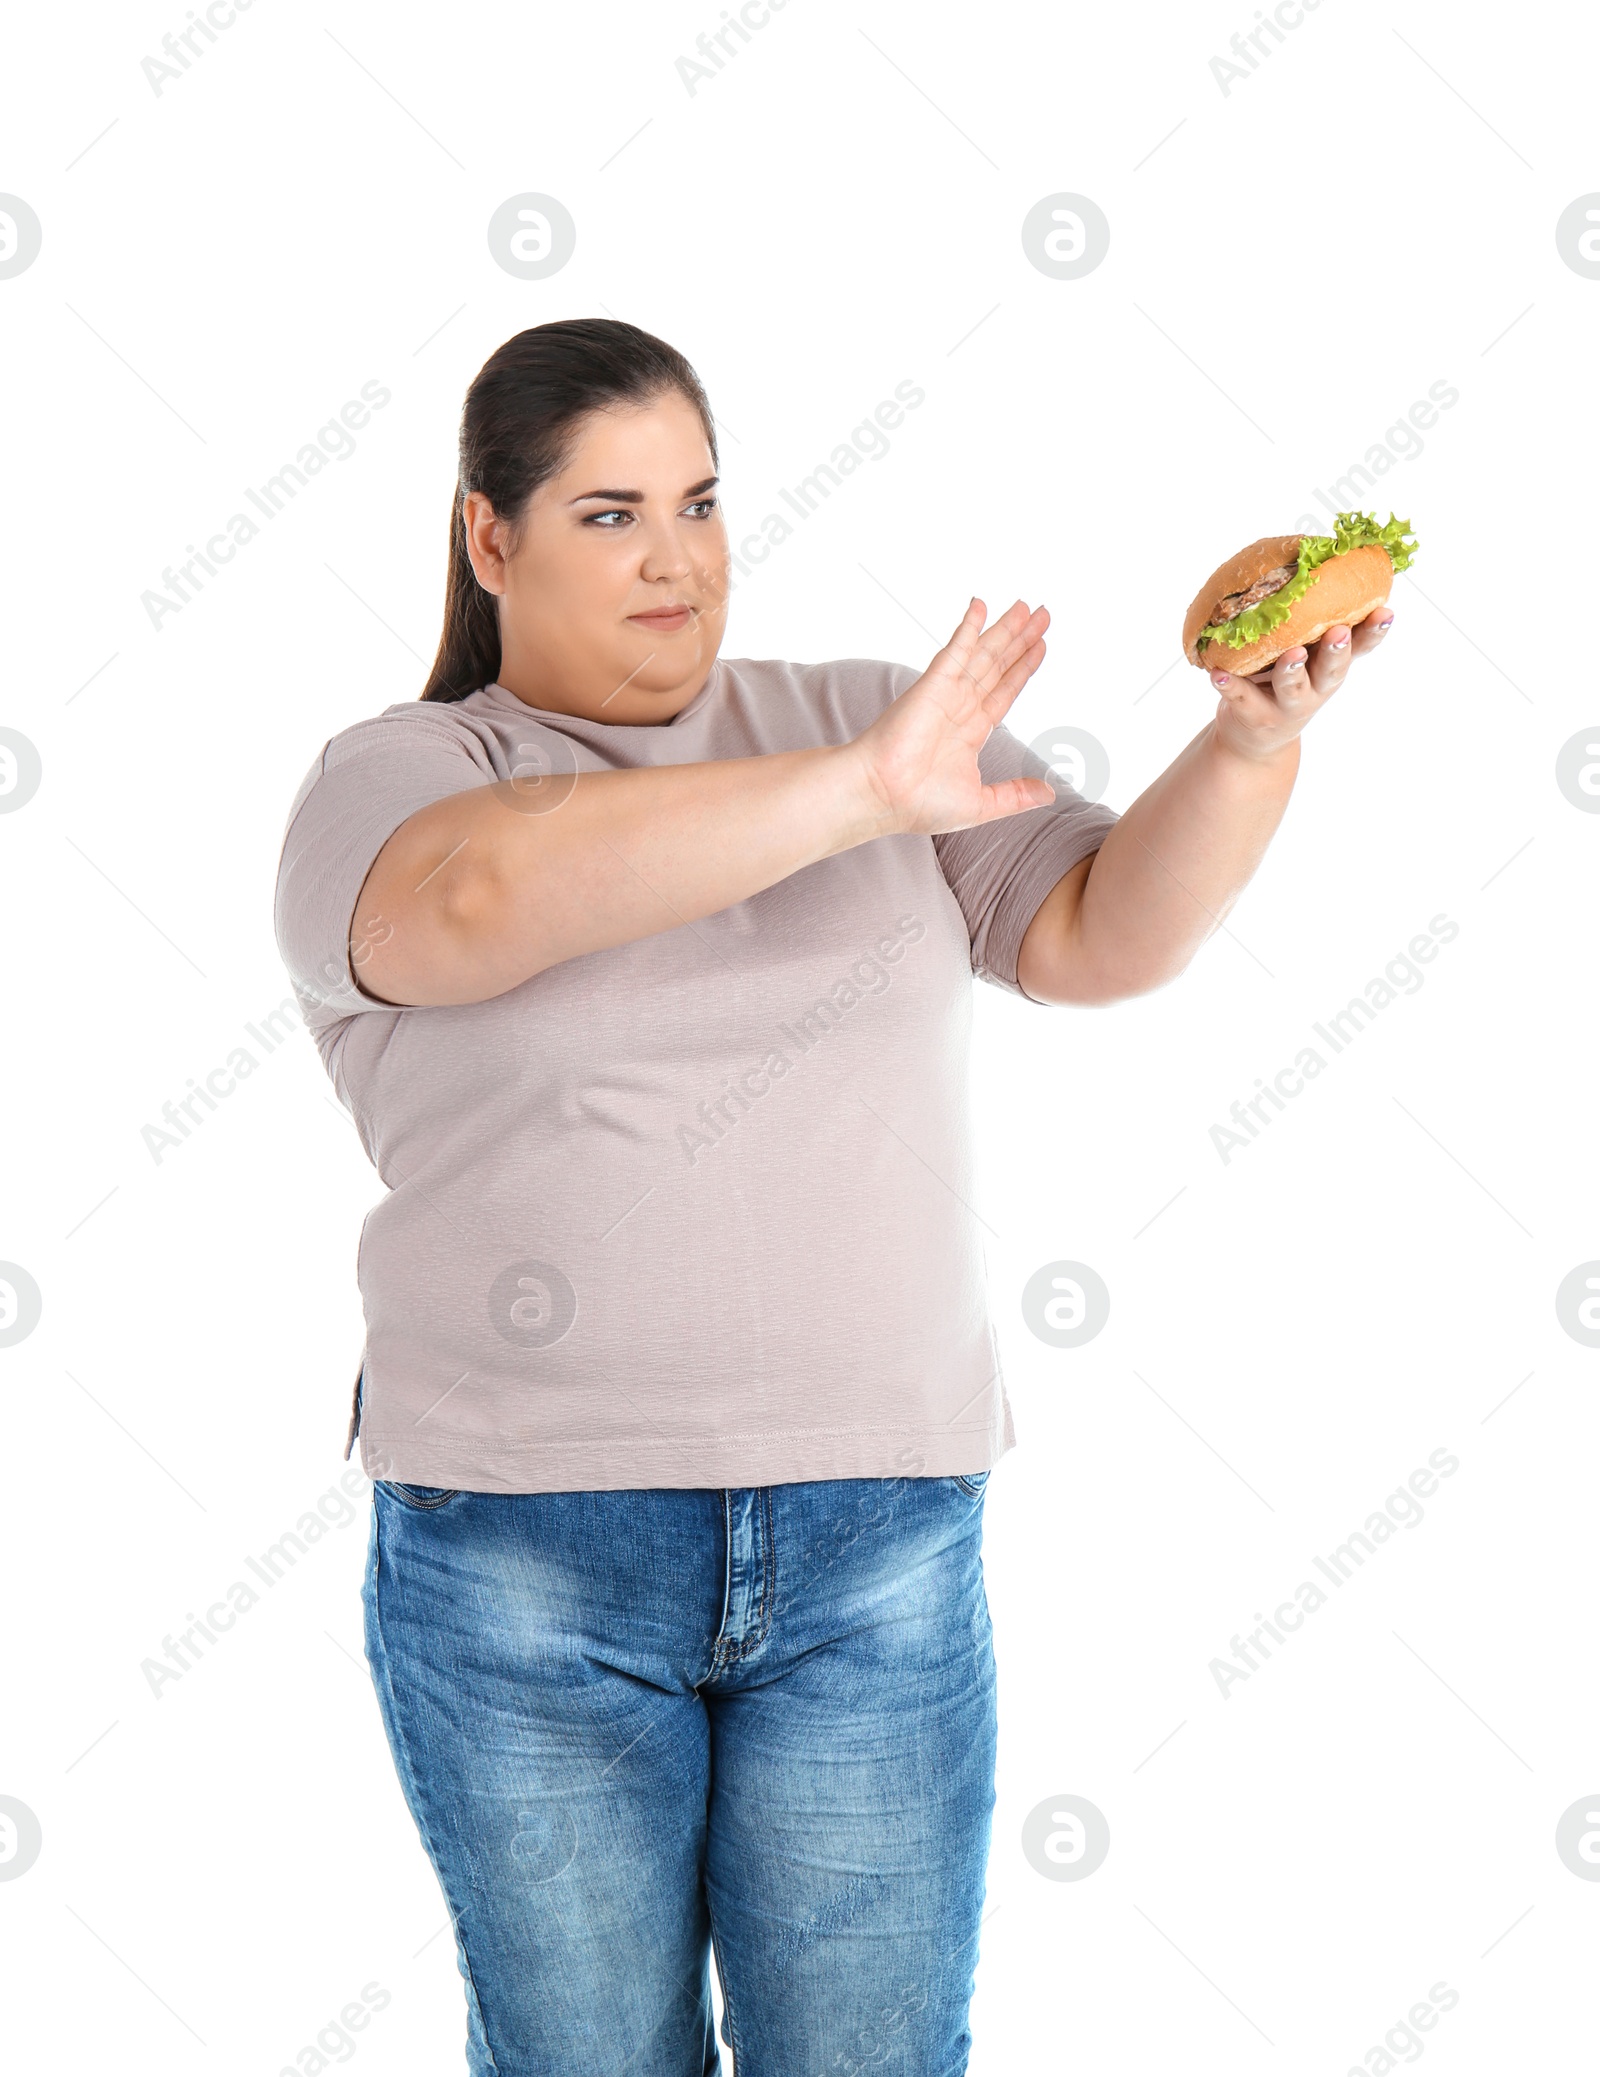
361, 1420, 1016, 1494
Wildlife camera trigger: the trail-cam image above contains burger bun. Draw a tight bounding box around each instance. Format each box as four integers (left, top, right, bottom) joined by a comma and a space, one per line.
1184, 539, 1395, 677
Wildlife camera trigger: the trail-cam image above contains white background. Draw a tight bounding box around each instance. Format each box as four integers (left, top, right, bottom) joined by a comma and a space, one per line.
3, 0, 1597, 2070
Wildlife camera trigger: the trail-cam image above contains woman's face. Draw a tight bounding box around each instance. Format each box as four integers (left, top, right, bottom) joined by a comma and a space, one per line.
464, 389, 730, 724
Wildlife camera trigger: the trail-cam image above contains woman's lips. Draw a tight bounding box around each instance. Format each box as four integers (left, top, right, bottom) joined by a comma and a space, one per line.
627, 605, 694, 632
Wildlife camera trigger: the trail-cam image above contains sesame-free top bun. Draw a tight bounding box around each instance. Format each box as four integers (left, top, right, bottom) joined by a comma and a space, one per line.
1183, 539, 1396, 676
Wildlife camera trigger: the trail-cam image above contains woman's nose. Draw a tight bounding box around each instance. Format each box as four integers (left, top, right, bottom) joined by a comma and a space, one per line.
637, 522, 694, 583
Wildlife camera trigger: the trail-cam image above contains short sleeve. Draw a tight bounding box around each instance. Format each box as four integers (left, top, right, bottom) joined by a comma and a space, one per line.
273, 708, 499, 1035
933, 722, 1119, 998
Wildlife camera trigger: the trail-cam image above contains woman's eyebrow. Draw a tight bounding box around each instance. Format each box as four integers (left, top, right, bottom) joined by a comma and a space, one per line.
569, 475, 720, 505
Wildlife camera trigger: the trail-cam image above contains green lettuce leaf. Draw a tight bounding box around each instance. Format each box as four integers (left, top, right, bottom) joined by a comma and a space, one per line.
1196, 511, 1419, 653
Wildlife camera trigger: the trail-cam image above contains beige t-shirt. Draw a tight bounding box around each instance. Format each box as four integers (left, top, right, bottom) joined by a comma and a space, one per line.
273, 657, 1117, 1492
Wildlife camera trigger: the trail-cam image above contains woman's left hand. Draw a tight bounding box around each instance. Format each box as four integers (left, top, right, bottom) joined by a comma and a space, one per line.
1208, 605, 1394, 763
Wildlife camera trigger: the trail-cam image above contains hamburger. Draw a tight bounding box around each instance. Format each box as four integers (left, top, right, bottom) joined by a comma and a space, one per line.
1183, 511, 1418, 676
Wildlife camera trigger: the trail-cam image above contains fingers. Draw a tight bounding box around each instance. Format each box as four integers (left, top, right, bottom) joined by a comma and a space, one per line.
966, 601, 1048, 693
943, 596, 990, 660
1349, 604, 1395, 658
974, 772, 1057, 824
945, 597, 1044, 680
1262, 644, 1318, 713
1208, 666, 1285, 732
931, 591, 1052, 729
1214, 604, 1390, 714
1262, 608, 1395, 700
983, 597, 1039, 647
981, 633, 1048, 719
994, 601, 1050, 669
1234, 642, 1321, 694
1209, 645, 1319, 731
1299, 623, 1354, 699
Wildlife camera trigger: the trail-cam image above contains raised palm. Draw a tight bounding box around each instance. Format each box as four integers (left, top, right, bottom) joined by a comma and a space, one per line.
852, 597, 1056, 837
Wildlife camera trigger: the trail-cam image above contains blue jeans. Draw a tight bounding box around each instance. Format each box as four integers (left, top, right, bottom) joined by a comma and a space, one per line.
361, 1472, 998, 2075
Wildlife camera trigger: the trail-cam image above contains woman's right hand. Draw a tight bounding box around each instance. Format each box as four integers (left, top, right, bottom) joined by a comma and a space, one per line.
845, 597, 1057, 838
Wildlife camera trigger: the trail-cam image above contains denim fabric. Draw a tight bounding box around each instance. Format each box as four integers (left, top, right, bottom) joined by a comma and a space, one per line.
361, 1472, 998, 2075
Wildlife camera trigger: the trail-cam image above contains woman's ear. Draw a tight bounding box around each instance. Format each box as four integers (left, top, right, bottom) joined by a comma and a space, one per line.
462, 491, 508, 597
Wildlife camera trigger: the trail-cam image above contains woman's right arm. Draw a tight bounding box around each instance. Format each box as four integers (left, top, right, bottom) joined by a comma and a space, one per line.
352, 598, 1053, 1008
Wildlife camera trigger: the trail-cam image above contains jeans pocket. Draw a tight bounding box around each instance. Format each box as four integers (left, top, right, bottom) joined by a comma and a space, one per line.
377, 1480, 462, 1511
950, 1470, 991, 1497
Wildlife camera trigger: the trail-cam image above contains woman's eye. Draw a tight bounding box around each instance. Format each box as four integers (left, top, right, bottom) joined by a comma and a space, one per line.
585, 499, 717, 527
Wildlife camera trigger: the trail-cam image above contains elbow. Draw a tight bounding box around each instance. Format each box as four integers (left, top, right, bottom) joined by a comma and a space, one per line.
1024, 947, 1199, 1007
437, 852, 501, 951
425, 860, 552, 1004
356, 853, 534, 1009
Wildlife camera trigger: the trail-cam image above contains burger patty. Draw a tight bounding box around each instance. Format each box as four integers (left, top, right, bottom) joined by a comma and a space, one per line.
1208, 562, 1298, 626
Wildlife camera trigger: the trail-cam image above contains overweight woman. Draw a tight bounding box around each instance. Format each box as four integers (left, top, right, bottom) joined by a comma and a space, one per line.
273, 319, 1390, 2075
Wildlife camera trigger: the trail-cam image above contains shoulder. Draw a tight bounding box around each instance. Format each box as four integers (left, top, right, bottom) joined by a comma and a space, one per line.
284, 695, 500, 811
316, 692, 504, 774
277, 694, 508, 864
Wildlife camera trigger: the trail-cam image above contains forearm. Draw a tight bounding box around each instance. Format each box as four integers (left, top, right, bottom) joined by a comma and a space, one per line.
1025, 722, 1298, 1004
356, 745, 885, 1007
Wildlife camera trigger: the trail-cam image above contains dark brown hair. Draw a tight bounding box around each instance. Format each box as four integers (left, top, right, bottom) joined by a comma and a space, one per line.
421, 319, 718, 703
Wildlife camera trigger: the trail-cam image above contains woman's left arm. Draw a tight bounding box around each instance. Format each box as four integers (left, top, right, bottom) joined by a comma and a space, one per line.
1016, 608, 1394, 1006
